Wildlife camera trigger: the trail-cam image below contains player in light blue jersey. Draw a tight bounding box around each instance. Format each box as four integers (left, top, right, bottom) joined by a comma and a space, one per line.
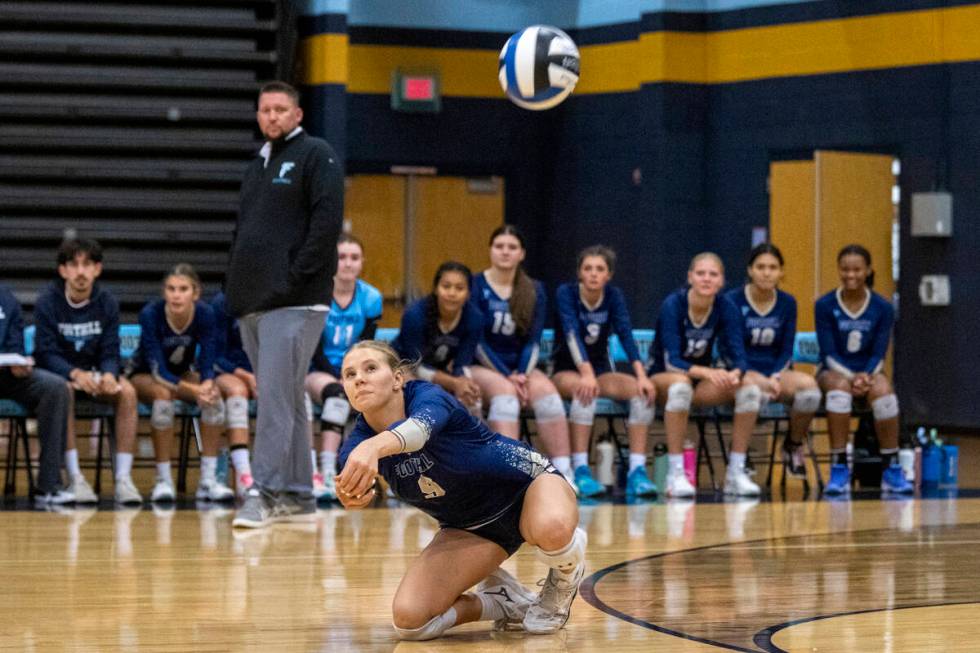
130, 264, 232, 503
649, 253, 761, 499
552, 246, 656, 497
815, 244, 911, 495
393, 261, 483, 413
469, 226, 574, 488
304, 234, 383, 501
726, 244, 821, 479
336, 341, 585, 639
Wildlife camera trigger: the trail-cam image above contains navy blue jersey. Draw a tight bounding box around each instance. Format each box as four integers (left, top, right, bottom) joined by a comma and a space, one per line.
815, 288, 894, 375
650, 288, 747, 374
33, 281, 121, 378
0, 284, 26, 356
339, 381, 550, 530
312, 279, 383, 374
553, 282, 641, 373
392, 296, 483, 378
132, 299, 217, 385
726, 286, 797, 377
211, 292, 251, 374
471, 272, 546, 375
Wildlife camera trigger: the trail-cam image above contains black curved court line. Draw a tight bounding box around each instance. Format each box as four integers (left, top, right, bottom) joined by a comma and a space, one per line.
578, 523, 980, 653
752, 600, 980, 653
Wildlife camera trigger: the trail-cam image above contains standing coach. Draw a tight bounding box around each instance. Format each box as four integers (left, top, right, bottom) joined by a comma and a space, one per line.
227, 81, 344, 528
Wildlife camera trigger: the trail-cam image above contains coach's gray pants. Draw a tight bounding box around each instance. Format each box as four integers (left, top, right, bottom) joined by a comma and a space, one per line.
239, 307, 325, 496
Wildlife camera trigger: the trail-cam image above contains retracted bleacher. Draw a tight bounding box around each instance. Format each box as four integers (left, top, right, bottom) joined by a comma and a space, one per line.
0, 0, 286, 320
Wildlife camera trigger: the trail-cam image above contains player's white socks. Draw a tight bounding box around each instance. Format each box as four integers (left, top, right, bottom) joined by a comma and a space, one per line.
156, 462, 172, 482
65, 448, 81, 478
629, 453, 646, 472
115, 452, 134, 480
200, 456, 217, 484
535, 527, 587, 579
393, 607, 458, 641
477, 592, 507, 621
571, 452, 589, 469
230, 445, 251, 476
319, 450, 337, 477
310, 449, 319, 474
551, 455, 571, 475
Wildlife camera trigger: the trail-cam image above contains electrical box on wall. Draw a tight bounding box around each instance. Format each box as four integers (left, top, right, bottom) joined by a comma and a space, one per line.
919, 275, 951, 306
911, 192, 952, 236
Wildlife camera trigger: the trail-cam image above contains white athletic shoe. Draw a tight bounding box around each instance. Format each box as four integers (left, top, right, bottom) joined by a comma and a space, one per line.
665, 468, 696, 499
724, 467, 761, 497
69, 474, 98, 504
35, 488, 75, 506
522, 562, 586, 634
476, 568, 537, 630
113, 476, 142, 505
196, 479, 235, 502
151, 477, 175, 502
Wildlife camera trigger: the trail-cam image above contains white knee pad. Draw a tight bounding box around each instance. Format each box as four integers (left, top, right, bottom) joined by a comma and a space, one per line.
628, 396, 655, 426
150, 399, 175, 430
226, 396, 250, 429
872, 393, 899, 420
393, 607, 457, 641
825, 389, 853, 414
665, 382, 693, 413
304, 392, 314, 422
792, 388, 822, 414
487, 395, 520, 423
321, 397, 352, 429
535, 526, 587, 575
200, 398, 226, 426
532, 393, 566, 424
568, 398, 596, 426
734, 384, 762, 414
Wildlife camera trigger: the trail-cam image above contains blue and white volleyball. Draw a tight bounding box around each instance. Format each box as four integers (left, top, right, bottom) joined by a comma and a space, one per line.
498, 25, 580, 111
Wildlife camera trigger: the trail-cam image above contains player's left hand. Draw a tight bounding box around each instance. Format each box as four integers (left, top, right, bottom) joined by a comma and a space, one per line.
99, 372, 121, 396
336, 480, 376, 509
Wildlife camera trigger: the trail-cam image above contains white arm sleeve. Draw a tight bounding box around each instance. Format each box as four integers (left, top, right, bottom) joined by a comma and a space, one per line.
390, 417, 431, 453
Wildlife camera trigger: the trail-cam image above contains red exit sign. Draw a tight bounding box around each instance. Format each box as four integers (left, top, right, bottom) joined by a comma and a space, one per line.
392, 69, 441, 113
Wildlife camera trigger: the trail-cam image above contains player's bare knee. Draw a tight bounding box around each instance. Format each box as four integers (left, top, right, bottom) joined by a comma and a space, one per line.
391, 599, 438, 631
532, 512, 576, 550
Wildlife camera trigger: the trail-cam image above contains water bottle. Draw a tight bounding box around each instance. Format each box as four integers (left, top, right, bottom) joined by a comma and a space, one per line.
216, 447, 229, 485
596, 439, 616, 487
652, 443, 669, 492
915, 426, 928, 448
683, 441, 696, 486
929, 428, 943, 448
898, 448, 915, 481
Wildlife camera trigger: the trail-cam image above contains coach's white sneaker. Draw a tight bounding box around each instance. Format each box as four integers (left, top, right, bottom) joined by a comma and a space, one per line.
523, 562, 585, 634
665, 468, 696, 499
70, 474, 98, 504
151, 477, 175, 502
476, 568, 537, 630
724, 468, 761, 497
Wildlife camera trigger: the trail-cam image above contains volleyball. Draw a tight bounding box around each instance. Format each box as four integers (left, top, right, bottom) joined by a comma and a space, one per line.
498, 25, 580, 110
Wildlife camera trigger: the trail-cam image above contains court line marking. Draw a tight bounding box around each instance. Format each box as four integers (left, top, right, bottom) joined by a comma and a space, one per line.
752, 601, 980, 653
579, 522, 980, 652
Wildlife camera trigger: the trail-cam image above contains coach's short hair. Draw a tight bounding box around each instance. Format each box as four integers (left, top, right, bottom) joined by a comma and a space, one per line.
57, 238, 103, 266
259, 81, 300, 105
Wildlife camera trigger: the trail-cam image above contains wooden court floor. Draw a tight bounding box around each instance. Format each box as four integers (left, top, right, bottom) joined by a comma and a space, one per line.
2, 493, 979, 652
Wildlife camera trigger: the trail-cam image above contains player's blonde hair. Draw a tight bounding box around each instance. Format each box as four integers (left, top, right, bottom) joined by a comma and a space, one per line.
345, 340, 412, 374
689, 251, 725, 275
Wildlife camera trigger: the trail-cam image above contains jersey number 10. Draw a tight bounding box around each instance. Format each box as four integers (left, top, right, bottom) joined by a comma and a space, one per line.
750, 327, 776, 347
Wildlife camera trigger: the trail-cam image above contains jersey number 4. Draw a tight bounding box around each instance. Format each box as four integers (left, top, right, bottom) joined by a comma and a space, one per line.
418, 475, 446, 499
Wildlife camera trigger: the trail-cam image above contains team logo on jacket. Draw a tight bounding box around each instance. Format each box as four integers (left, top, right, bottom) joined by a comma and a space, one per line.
273, 162, 295, 184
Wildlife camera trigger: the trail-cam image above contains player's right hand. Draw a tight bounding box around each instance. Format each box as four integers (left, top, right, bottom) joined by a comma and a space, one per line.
336, 481, 376, 509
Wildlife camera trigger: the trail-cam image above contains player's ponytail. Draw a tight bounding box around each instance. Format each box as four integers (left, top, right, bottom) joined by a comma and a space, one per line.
837, 244, 874, 288
490, 225, 535, 336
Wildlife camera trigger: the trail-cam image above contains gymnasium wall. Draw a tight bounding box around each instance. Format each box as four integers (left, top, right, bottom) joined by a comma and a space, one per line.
297, 0, 980, 429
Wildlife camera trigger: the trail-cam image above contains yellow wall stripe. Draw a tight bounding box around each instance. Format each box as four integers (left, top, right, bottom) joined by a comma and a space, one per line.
302, 5, 980, 95
303, 33, 349, 86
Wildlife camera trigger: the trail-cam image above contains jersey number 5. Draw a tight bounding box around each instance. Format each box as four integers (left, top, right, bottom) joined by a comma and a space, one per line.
418, 475, 446, 499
